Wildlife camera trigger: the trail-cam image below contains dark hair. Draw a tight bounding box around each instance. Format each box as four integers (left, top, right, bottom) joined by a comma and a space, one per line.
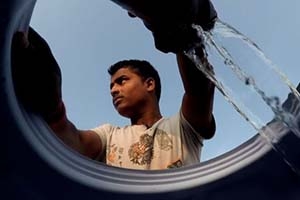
108, 59, 161, 102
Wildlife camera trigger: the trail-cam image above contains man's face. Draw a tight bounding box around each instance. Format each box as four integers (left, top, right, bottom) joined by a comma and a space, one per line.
110, 67, 151, 118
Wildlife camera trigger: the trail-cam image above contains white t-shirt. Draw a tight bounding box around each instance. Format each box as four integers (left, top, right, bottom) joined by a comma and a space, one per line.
92, 112, 203, 170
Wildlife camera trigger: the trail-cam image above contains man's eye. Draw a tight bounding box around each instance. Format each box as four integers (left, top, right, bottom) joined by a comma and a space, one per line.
120, 78, 127, 84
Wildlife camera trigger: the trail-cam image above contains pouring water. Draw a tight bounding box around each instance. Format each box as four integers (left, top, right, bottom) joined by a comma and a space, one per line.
185, 19, 300, 174
185, 19, 300, 140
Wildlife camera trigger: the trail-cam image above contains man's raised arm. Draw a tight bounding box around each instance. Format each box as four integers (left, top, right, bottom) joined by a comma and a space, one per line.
176, 47, 215, 139
11, 28, 102, 159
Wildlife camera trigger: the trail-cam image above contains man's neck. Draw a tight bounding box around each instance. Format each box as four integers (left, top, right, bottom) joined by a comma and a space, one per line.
130, 110, 162, 128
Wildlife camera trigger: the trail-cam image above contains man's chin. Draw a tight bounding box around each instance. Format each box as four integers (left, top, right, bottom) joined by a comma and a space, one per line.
116, 107, 134, 119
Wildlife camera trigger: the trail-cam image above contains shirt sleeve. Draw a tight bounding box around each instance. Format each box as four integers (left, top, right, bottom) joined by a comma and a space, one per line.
90, 124, 112, 162
171, 109, 204, 163
179, 109, 204, 147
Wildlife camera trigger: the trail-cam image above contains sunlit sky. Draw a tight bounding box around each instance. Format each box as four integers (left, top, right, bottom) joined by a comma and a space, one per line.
30, 0, 300, 161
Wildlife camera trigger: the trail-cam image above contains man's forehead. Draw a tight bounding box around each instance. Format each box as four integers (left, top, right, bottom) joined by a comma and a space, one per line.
112, 67, 132, 76
110, 67, 137, 80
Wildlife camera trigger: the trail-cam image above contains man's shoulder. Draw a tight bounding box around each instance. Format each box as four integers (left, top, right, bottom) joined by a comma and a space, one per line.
91, 123, 117, 133
159, 112, 181, 124
152, 113, 181, 130
91, 123, 135, 133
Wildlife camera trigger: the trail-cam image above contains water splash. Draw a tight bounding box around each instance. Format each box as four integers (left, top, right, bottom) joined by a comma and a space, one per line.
184, 19, 300, 174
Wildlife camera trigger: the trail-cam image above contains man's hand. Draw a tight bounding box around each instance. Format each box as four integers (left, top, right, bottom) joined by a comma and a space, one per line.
125, 0, 217, 54
150, 23, 203, 54
11, 28, 103, 159
11, 27, 63, 123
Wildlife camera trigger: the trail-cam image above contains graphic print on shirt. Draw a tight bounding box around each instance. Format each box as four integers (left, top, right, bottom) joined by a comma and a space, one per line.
156, 129, 173, 151
128, 134, 153, 165
167, 159, 183, 169
107, 144, 124, 167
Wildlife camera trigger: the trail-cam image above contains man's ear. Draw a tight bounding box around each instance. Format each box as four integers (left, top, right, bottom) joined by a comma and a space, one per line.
145, 78, 155, 92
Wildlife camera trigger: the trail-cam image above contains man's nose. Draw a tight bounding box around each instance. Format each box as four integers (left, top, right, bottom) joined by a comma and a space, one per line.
110, 84, 119, 97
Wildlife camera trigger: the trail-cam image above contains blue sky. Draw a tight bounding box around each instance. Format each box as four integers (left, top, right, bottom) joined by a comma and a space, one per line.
30, 0, 300, 161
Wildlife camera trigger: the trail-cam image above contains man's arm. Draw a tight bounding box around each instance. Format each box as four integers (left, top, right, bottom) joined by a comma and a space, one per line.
176, 47, 215, 139
11, 28, 102, 159
50, 113, 102, 159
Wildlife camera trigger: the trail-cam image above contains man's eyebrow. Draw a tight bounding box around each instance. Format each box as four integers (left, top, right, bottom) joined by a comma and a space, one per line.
110, 75, 127, 89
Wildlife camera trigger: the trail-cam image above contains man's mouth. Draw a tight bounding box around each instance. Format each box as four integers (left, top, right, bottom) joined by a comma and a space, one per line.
113, 96, 123, 106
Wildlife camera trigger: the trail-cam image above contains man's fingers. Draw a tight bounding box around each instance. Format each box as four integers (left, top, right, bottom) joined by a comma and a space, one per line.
128, 12, 137, 18
27, 27, 52, 52
12, 31, 30, 49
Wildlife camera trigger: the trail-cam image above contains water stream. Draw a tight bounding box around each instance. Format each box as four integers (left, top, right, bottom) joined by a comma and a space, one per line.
184, 19, 300, 174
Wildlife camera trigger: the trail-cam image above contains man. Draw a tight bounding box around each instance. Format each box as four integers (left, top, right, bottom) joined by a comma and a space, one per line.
11, 25, 215, 169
